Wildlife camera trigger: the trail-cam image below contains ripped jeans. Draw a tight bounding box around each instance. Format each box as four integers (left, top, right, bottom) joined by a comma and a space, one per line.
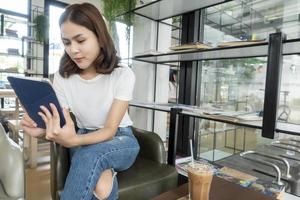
60, 127, 140, 200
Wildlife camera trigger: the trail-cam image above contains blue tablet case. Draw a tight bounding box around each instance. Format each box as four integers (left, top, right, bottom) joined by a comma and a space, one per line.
7, 76, 66, 129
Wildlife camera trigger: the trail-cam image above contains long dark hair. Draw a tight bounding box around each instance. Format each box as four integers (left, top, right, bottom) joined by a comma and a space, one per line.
59, 3, 119, 77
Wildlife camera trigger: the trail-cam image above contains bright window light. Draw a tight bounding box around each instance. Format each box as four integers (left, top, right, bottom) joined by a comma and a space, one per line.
0, 0, 28, 15
48, 5, 65, 74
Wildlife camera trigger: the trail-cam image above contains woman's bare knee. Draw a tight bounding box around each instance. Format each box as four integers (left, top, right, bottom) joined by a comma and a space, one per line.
94, 169, 113, 199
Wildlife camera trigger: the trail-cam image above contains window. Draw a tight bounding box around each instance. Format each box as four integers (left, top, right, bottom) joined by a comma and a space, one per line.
0, 5, 28, 87
0, 0, 28, 15
48, 5, 65, 75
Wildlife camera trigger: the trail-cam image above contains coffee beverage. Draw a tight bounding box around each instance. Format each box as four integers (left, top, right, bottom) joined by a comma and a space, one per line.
187, 163, 213, 200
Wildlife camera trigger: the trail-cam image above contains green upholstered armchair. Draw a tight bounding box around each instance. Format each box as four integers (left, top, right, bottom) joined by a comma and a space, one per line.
50, 127, 178, 200
0, 124, 24, 200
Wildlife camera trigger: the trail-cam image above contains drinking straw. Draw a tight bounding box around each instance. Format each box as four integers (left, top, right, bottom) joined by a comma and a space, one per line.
190, 139, 194, 166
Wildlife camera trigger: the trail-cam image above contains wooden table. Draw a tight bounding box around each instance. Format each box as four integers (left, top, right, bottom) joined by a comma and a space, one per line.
151, 176, 276, 200
0, 89, 16, 98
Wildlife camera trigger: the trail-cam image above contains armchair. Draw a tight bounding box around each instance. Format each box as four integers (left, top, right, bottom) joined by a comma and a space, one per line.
50, 127, 178, 200
0, 123, 24, 200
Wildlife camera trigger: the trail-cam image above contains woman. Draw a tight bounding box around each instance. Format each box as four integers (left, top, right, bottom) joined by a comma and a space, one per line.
20, 3, 139, 200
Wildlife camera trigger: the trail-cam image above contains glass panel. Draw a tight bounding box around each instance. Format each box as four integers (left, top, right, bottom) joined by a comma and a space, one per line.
116, 21, 133, 62
133, 44, 269, 63
129, 106, 154, 131
166, 16, 182, 47
129, 57, 156, 133
276, 55, 300, 132
110, 11, 135, 64
0, 14, 28, 60
197, 58, 267, 114
154, 110, 169, 146
0, 13, 27, 86
204, 0, 300, 46
135, 0, 160, 9
168, 67, 179, 103
0, 0, 28, 15
197, 119, 215, 161
1, 14, 28, 38
196, 121, 272, 162
0, 55, 25, 74
197, 119, 237, 161
0, 37, 22, 55
134, 0, 225, 20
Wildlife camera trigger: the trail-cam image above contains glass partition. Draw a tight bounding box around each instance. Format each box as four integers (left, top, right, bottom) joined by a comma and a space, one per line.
204, 0, 300, 46
196, 118, 263, 161
127, 0, 300, 168
277, 55, 300, 131
0, 14, 27, 84
197, 57, 267, 113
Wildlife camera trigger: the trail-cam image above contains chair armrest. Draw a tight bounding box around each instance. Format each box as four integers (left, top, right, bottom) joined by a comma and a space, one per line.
0, 124, 24, 198
132, 127, 166, 164
50, 112, 76, 200
50, 142, 70, 200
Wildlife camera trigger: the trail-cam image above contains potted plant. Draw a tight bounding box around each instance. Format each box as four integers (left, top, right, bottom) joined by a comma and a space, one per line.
102, 0, 136, 53
102, 0, 136, 32
33, 14, 48, 43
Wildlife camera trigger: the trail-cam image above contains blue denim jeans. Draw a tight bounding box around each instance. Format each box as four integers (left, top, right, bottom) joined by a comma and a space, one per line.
60, 127, 140, 200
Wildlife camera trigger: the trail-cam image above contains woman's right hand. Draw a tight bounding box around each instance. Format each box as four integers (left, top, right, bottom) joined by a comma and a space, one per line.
20, 113, 46, 137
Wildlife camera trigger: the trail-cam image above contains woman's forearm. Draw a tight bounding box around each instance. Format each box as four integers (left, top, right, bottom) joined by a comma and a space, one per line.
75, 127, 117, 146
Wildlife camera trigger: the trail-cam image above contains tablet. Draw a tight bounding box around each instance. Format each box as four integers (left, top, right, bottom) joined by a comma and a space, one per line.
7, 76, 65, 129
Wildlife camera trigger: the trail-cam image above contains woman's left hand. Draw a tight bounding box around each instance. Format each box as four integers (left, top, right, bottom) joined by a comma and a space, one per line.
38, 103, 79, 148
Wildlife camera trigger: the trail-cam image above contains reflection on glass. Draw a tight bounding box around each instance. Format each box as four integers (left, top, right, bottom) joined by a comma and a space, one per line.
195, 118, 261, 162
2, 15, 28, 39
0, 38, 22, 54
0, 56, 25, 73
196, 119, 236, 161
198, 58, 267, 113
0, 13, 27, 83
278, 55, 300, 125
193, 58, 267, 160
116, 21, 133, 61
170, 16, 181, 47
168, 68, 178, 103
167, 17, 182, 103
111, 14, 133, 66
204, 0, 300, 46
135, 0, 159, 8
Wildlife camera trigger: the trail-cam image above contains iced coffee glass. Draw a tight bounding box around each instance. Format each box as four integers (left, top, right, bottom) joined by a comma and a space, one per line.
187, 162, 214, 200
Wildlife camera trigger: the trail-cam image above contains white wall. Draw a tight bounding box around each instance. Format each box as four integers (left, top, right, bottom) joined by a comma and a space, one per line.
130, 16, 157, 131
154, 21, 171, 139
130, 16, 172, 141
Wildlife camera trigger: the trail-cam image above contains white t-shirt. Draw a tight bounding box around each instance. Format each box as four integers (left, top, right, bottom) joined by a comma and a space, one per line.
53, 65, 135, 129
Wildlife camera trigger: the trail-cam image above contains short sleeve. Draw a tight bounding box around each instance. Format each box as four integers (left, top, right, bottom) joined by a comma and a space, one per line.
114, 67, 135, 101
53, 72, 69, 108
